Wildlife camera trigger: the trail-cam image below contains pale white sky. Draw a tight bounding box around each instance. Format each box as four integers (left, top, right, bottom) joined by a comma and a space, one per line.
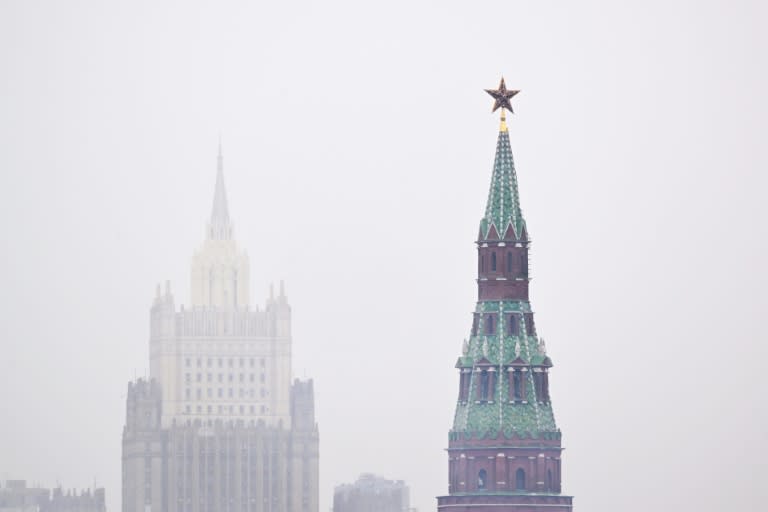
1, 1, 767, 511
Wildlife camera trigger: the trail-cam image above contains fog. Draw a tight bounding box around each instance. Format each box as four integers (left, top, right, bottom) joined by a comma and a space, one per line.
1, 1, 767, 511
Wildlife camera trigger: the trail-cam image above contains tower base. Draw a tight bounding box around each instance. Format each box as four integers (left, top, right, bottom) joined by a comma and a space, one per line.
437, 493, 573, 512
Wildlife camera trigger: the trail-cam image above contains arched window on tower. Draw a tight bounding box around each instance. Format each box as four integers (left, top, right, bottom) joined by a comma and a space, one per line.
547, 469, 553, 492
513, 370, 522, 401
507, 251, 513, 273
480, 371, 489, 401
478, 469, 487, 490
486, 315, 495, 335
491, 252, 497, 272
508, 315, 519, 336
520, 253, 528, 278
515, 468, 526, 490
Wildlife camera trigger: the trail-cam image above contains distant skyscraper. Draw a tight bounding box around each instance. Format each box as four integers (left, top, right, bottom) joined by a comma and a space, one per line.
436, 82, 574, 511
122, 145, 319, 512
333, 475, 410, 512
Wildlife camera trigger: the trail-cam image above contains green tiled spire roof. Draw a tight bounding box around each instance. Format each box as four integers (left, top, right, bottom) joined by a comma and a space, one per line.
451, 301, 558, 437
479, 122, 526, 240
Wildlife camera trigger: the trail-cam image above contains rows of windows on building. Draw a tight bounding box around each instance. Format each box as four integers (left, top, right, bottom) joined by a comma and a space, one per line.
184, 403, 269, 415
186, 357, 265, 369
182, 357, 269, 415
183, 371, 267, 386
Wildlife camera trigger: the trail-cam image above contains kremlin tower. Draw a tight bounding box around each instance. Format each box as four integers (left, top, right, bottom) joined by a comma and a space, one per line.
436, 80, 574, 512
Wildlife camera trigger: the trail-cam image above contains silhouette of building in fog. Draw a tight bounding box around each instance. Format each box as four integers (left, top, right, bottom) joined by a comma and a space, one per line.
0, 481, 105, 512
333, 474, 410, 512
122, 145, 319, 512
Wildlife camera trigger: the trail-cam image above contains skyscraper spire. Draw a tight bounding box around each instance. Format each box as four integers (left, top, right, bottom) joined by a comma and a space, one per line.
209, 139, 232, 240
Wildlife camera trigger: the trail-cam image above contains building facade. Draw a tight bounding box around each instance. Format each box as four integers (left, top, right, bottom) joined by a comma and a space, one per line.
436, 91, 574, 511
123, 146, 319, 512
333, 475, 410, 512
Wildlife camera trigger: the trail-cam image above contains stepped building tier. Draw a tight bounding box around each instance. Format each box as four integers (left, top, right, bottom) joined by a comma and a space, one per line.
437, 81, 574, 512
123, 144, 319, 512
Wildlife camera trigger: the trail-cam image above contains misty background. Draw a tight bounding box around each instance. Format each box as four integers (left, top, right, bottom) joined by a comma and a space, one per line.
1, 1, 767, 511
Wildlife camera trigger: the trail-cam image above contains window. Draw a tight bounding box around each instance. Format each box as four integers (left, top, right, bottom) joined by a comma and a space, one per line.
480, 371, 489, 400
196, 389, 201, 400
207, 405, 212, 414
218, 374, 223, 383
197, 358, 201, 368
516, 468, 526, 490
239, 373, 244, 382
520, 253, 528, 277
185, 358, 191, 367
260, 373, 265, 383
478, 469, 487, 490
547, 470, 553, 491
508, 315, 519, 336
207, 388, 212, 398
218, 358, 223, 368
472, 315, 479, 336
239, 405, 244, 414
228, 388, 233, 398
250, 405, 255, 414
196, 373, 202, 383
239, 358, 244, 368
480, 255, 486, 273
524, 313, 535, 335
250, 374, 255, 382
185, 388, 190, 400
185, 405, 191, 414
207, 358, 212, 368
485, 315, 495, 335
491, 252, 497, 272
250, 358, 255, 367
228, 359, 233, 368
507, 251, 512, 273
229, 374, 233, 382
260, 358, 265, 367
207, 373, 212, 382
185, 373, 191, 383
218, 388, 223, 398
513, 371, 522, 400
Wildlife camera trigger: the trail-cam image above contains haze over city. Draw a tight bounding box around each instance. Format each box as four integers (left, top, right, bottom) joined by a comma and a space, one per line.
1, 2, 767, 512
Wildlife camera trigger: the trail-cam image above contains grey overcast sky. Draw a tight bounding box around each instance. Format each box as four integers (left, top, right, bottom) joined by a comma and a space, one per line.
1, 1, 767, 511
